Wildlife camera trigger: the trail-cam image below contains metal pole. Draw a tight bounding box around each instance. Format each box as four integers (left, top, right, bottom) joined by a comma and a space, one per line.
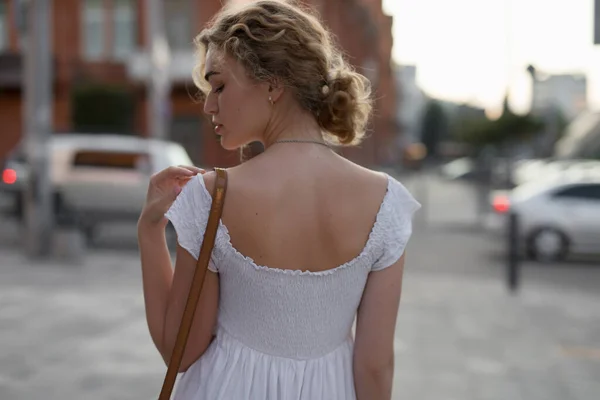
416, 165, 428, 229
507, 211, 520, 293
19, 0, 54, 258
146, 0, 171, 139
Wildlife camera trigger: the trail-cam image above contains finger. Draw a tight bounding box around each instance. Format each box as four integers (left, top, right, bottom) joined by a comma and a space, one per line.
177, 165, 205, 175
175, 176, 193, 185
162, 166, 197, 179
151, 168, 191, 186
173, 185, 183, 197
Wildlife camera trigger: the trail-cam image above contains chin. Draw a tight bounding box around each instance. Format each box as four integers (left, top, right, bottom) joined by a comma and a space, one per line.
218, 134, 244, 151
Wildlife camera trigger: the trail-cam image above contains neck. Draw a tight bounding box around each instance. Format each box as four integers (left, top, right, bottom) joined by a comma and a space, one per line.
261, 97, 324, 149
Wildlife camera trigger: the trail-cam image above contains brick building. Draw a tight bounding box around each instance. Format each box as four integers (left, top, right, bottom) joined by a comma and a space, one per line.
0, 0, 398, 167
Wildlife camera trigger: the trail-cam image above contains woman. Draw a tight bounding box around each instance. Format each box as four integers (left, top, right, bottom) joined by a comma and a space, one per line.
137, 1, 420, 399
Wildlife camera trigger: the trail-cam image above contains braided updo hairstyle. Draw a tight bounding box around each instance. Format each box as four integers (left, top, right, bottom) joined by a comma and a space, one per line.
193, 0, 373, 147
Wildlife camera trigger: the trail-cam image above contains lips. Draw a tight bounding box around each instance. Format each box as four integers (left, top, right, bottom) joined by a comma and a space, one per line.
214, 124, 224, 135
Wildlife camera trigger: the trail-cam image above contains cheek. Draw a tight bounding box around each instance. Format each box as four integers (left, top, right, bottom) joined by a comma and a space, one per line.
220, 92, 245, 121
228, 93, 269, 135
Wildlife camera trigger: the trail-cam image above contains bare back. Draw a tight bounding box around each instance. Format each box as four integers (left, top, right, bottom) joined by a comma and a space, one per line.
220, 145, 389, 273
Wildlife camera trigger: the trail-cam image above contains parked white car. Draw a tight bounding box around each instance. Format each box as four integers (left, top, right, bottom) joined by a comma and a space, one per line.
1, 134, 197, 239
489, 177, 600, 261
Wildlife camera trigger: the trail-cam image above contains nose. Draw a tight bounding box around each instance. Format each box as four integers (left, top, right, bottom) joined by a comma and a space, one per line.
203, 92, 218, 115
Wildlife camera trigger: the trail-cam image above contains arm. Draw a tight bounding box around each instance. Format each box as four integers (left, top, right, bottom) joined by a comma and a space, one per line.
162, 243, 219, 372
137, 167, 219, 372
138, 223, 220, 372
137, 220, 175, 360
353, 254, 406, 400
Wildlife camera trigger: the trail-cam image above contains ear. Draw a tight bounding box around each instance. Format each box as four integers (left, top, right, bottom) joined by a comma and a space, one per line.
267, 78, 285, 103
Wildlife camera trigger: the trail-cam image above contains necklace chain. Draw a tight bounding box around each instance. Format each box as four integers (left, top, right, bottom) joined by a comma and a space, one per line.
272, 139, 331, 148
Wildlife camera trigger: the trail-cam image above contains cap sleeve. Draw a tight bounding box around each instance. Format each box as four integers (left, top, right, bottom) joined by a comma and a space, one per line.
164, 174, 219, 272
371, 178, 421, 272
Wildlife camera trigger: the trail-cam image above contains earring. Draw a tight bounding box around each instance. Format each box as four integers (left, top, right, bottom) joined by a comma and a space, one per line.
269, 96, 274, 106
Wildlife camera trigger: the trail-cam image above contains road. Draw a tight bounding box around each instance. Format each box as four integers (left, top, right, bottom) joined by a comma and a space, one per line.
0, 171, 599, 399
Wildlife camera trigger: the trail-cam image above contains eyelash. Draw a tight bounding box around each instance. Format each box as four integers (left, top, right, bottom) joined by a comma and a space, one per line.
214, 85, 224, 94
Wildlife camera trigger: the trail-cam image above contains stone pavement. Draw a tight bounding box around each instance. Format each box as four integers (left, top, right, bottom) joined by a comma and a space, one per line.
0, 250, 165, 400
1, 245, 599, 400
394, 269, 600, 400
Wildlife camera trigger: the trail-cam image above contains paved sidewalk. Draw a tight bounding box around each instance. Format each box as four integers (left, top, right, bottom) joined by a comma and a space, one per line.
0, 250, 165, 400
394, 270, 600, 400
1, 248, 599, 400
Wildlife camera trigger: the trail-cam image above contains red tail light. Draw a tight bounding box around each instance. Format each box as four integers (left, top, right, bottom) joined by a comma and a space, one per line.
2, 168, 17, 185
492, 194, 510, 213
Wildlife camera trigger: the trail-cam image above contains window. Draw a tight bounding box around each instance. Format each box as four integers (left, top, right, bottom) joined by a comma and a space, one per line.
82, 0, 136, 60
554, 184, 600, 201
73, 151, 147, 170
113, 0, 136, 59
165, 0, 193, 50
0, 2, 7, 51
82, 0, 105, 60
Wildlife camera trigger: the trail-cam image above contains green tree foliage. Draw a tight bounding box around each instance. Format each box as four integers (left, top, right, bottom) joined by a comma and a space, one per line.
457, 98, 543, 148
71, 84, 136, 134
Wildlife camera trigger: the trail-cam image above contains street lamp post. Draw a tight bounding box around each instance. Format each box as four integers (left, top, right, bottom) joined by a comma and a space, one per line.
146, 0, 171, 140
17, 0, 54, 258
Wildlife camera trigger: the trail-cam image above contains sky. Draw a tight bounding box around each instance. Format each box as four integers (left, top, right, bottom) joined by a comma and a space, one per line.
382, 0, 600, 116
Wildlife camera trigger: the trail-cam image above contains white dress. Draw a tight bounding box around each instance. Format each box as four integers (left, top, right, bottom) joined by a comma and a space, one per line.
165, 173, 420, 400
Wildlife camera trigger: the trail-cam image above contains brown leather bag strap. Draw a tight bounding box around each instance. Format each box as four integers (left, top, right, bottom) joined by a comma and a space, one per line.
159, 168, 228, 400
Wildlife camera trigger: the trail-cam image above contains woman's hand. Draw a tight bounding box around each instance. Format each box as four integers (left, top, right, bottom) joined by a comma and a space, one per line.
139, 165, 205, 227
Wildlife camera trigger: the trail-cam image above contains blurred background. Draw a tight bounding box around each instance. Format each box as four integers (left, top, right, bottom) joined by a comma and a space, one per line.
0, 0, 599, 399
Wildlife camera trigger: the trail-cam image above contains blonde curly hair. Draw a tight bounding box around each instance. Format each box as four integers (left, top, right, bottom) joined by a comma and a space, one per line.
193, 0, 373, 146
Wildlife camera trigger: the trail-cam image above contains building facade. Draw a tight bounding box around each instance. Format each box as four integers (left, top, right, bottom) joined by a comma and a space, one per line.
395, 64, 427, 147
0, 0, 398, 167
531, 72, 587, 121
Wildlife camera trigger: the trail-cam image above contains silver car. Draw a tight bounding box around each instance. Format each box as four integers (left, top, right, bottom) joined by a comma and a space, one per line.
0, 134, 197, 240
490, 177, 600, 261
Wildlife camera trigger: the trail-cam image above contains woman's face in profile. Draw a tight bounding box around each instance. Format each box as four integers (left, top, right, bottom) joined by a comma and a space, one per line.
203, 49, 272, 150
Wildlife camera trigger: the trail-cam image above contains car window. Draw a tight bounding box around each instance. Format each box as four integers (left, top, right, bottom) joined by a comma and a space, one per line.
165, 144, 194, 167
589, 185, 600, 200
553, 184, 600, 201
72, 150, 150, 171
